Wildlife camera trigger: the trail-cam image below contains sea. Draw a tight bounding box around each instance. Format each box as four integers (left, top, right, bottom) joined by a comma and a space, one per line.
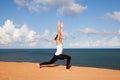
0, 49, 120, 70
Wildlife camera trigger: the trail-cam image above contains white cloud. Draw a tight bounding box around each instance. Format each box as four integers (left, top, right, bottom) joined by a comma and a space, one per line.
105, 11, 120, 22
0, 19, 54, 47
40, 30, 54, 41
14, 0, 87, 16
57, 1, 87, 16
77, 28, 116, 35
1, 19, 120, 48
69, 36, 120, 48
117, 29, 120, 35
69, 28, 120, 48
0, 19, 15, 44
14, 0, 25, 7
78, 28, 98, 35
0, 20, 32, 45
102, 30, 113, 35
107, 36, 120, 47
63, 31, 75, 39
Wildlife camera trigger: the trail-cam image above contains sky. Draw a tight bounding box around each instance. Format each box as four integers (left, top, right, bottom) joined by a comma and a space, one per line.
0, 0, 120, 48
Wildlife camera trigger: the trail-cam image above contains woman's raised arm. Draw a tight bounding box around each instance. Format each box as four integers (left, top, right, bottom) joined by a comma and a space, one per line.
57, 20, 62, 40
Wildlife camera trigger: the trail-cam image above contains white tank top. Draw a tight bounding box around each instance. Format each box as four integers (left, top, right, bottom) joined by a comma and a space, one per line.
55, 44, 63, 55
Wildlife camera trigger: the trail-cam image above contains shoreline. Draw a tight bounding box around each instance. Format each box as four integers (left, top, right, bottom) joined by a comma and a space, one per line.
0, 61, 120, 80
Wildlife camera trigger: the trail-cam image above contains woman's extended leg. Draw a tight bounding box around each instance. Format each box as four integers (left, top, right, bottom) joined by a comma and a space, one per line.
40, 55, 58, 67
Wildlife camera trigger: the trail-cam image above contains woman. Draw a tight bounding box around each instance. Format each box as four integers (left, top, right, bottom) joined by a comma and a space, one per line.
39, 21, 71, 69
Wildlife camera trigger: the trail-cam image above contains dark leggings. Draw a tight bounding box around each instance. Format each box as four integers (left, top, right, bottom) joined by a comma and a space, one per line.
40, 54, 71, 69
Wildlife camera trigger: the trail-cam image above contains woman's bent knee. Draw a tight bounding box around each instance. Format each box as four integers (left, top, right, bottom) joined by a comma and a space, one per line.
67, 55, 71, 59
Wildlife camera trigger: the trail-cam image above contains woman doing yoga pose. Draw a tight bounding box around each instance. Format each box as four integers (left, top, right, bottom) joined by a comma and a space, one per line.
39, 21, 71, 69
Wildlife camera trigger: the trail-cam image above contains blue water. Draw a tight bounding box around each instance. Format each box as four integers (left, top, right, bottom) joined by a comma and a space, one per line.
0, 49, 120, 70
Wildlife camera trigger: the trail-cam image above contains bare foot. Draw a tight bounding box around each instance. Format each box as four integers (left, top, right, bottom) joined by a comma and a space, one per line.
37, 64, 39, 67
66, 69, 71, 72
39, 64, 42, 68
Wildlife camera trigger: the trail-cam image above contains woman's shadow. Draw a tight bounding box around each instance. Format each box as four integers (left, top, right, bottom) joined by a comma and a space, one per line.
40, 64, 72, 69
40, 64, 59, 68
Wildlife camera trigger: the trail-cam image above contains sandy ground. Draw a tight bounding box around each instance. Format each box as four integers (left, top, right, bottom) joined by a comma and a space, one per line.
0, 62, 120, 80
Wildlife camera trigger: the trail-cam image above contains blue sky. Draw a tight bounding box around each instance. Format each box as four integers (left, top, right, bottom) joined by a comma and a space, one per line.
0, 0, 120, 48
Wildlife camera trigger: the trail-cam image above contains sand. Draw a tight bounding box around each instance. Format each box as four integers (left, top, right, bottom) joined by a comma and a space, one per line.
0, 62, 120, 80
